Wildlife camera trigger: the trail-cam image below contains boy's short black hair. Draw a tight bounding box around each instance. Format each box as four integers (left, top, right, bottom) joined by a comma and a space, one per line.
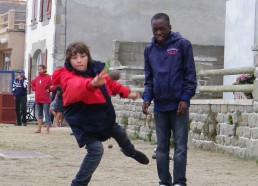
151, 13, 170, 24
65, 42, 92, 64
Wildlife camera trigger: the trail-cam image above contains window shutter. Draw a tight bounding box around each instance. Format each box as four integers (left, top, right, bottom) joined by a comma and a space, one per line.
39, 0, 44, 22
47, 0, 52, 19
31, 0, 38, 24
28, 54, 32, 94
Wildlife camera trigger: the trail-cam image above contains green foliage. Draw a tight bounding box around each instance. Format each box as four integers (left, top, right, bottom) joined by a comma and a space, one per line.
170, 136, 174, 148
121, 116, 128, 129
203, 109, 218, 141
193, 128, 202, 134
104, 57, 112, 73
147, 131, 152, 142
228, 115, 233, 125
131, 132, 140, 140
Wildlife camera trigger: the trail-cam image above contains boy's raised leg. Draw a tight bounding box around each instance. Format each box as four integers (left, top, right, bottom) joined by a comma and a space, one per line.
110, 124, 149, 164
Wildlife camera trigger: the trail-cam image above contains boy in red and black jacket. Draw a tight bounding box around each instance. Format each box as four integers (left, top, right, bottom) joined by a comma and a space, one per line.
52, 42, 149, 186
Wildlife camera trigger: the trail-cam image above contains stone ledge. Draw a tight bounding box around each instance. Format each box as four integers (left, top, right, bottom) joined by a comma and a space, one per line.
191, 99, 253, 105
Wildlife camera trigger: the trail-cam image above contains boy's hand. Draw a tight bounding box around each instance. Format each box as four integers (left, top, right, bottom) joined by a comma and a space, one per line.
142, 101, 151, 115
128, 91, 140, 100
177, 101, 188, 115
92, 71, 108, 88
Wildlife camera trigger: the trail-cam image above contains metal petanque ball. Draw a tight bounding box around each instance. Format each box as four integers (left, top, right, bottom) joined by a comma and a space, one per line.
108, 144, 113, 149
152, 153, 156, 159
109, 70, 120, 80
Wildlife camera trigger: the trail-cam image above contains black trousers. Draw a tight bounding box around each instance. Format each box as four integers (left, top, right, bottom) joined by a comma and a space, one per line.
15, 95, 27, 124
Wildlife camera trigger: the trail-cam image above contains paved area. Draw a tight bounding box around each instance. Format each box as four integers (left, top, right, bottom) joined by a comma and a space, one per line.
0, 124, 258, 186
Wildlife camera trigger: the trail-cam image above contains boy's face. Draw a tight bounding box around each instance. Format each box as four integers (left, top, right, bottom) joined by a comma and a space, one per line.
70, 52, 89, 72
151, 18, 171, 44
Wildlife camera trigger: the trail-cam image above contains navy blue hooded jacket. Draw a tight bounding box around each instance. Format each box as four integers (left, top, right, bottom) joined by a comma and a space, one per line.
12, 78, 28, 97
143, 32, 197, 111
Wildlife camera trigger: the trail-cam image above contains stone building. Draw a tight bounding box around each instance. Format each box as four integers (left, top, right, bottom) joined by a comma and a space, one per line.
24, 0, 226, 81
0, 0, 26, 71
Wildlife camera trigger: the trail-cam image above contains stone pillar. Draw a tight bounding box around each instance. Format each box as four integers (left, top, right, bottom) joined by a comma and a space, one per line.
253, 0, 258, 109
111, 40, 121, 68
8, 9, 15, 30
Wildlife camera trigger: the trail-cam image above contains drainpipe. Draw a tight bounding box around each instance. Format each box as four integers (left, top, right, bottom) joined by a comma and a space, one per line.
253, 0, 258, 105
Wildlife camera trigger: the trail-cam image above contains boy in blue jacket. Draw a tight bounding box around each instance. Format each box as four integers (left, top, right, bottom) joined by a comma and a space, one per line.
52, 42, 149, 186
142, 13, 197, 186
12, 70, 28, 126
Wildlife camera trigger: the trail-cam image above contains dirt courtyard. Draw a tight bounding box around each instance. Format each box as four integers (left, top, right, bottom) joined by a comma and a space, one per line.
0, 124, 258, 186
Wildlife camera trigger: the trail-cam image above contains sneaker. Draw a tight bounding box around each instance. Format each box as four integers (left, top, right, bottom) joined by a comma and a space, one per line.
22, 123, 27, 126
131, 150, 149, 164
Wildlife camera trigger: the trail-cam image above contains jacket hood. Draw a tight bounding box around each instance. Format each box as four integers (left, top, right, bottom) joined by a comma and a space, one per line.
151, 32, 183, 46
64, 60, 105, 77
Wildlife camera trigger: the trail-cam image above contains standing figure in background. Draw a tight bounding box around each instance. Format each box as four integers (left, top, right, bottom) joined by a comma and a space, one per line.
50, 85, 64, 127
31, 64, 52, 133
12, 69, 28, 126
142, 13, 197, 186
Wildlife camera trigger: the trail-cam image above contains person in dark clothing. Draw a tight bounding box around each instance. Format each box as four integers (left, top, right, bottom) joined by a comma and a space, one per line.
142, 13, 197, 186
50, 89, 56, 124
12, 69, 28, 126
52, 42, 149, 186
50, 85, 64, 127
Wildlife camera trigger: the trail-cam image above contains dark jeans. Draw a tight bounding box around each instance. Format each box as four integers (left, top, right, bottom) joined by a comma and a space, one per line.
15, 95, 27, 124
71, 124, 135, 186
154, 110, 189, 186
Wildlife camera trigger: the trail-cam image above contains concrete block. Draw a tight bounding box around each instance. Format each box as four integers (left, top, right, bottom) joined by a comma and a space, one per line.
202, 141, 216, 150
211, 104, 221, 113
224, 146, 234, 154
246, 139, 258, 159
216, 135, 225, 145
228, 105, 235, 112
220, 123, 234, 136
221, 105, 228, 114
236, 126, 251, 138
239, 113, 249, 126
248, 113, 258, 127
238, 137, 248, 148
253, 101, 258, 112
224, 136, 231, 146
216, 113, 224, 123
251, 128, 258, 139
233, 147, 246, 158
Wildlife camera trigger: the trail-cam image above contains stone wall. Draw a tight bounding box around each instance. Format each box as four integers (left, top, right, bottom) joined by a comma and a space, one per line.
189, 99, 258, 159
113, 97, 258, 159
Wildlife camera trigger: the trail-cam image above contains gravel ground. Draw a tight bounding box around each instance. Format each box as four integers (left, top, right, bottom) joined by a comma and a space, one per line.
0, 124, 258, 186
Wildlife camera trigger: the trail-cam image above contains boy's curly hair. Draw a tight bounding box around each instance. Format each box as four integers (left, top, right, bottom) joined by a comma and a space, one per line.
65, 42, 92, 64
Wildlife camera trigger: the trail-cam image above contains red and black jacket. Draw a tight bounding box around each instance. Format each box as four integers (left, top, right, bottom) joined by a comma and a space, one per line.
52, 60, 130, 147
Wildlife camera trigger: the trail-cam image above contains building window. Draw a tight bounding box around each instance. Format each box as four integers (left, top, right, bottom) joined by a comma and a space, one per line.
3, 53, 11, 71
47, 0, 52, 19
31, 0, 38, 26
39, 0, 52, 24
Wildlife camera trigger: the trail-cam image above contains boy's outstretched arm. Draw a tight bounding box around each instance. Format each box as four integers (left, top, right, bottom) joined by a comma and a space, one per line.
128, 91, 140, 100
